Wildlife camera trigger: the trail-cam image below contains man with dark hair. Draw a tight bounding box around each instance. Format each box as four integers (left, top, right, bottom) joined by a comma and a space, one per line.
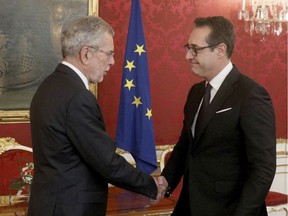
161, 16, 276, 216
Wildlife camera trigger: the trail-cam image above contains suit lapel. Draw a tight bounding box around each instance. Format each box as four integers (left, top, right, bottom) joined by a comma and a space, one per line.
187, 82, 206, 129
56, 63, 87, 89
193, 66, 240, 144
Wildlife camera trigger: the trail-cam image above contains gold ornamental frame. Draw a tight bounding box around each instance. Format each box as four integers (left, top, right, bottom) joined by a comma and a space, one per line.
0, 0, 99, 124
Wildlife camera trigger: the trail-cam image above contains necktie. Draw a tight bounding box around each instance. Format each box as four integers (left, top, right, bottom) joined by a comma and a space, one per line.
195, 83, 212, 137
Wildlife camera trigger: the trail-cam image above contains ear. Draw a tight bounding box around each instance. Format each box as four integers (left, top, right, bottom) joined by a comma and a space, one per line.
79, 46, 90, 64
216, 43, 227, 58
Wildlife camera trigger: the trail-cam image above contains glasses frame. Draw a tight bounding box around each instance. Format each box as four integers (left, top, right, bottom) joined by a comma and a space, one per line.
184, 43, 219, 56
87, 45, 114, 58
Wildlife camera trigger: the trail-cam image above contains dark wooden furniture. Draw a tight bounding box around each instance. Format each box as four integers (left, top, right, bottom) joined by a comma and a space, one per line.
0, 186, 177, 216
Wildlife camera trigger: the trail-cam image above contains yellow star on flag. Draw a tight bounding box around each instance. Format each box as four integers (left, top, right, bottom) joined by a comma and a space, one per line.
134, 44, 146, 56
124, 60, 136, 72
145, 108, 152, 120
132, 96, 142, 108
124, 79, 136, 90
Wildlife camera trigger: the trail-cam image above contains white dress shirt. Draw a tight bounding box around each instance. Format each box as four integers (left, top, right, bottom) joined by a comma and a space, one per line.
191, 62, 233, 137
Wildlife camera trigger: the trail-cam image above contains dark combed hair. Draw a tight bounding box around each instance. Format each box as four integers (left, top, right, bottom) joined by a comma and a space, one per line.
194, 16, 235, 58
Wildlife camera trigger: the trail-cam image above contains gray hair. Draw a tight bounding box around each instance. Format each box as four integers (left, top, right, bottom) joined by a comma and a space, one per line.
61, 16, 114, 58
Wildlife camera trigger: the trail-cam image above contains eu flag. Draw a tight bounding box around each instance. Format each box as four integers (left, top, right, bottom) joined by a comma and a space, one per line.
116, 0, 157, 174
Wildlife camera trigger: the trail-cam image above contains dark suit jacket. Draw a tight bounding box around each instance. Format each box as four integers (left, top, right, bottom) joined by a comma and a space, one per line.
28, 64, 157, 216
162, 65, 276, 216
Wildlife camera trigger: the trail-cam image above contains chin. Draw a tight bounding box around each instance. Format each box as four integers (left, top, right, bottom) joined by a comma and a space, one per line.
97, 77, 104, 83
191, 70, 204, 78
191, 68, 199, 75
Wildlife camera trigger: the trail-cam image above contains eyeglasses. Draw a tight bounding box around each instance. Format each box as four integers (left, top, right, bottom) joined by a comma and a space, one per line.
184, 43, 219, 56
87, 46, 114, 58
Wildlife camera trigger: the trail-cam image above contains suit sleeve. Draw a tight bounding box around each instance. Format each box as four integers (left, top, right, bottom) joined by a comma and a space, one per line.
161, 86, 196, 192
66, 90, 157, 199
161, 122, 189, 192
234, 85, 276, 215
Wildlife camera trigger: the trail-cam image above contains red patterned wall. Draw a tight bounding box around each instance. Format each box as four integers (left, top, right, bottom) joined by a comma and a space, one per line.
0, 0, 287, 145
98, 0, 287, 144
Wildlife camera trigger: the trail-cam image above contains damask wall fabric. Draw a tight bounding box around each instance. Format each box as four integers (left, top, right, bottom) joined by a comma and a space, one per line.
0, 0, 286, 145
98, 0, 287, 144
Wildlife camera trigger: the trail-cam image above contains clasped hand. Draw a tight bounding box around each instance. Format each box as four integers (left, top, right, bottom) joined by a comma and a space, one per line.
151, 175, 168, 204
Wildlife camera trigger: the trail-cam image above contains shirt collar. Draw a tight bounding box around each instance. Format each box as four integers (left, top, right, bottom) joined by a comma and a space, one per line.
62, 61, 89, 90
209, 61, 233, 91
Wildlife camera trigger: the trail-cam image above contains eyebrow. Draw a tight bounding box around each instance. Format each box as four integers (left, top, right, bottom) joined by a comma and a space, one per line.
187, 43, 202, 48
187, 42, 200, 46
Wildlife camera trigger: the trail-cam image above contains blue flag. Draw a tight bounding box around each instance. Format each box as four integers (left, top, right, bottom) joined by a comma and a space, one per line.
116, 0, 157, 174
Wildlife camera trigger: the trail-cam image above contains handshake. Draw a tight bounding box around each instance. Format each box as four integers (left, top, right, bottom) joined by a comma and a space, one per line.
151, 175, 169, 204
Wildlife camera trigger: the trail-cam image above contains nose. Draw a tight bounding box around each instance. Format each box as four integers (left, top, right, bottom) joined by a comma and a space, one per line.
185, 50, 194, 60
109, 56, 115, 66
